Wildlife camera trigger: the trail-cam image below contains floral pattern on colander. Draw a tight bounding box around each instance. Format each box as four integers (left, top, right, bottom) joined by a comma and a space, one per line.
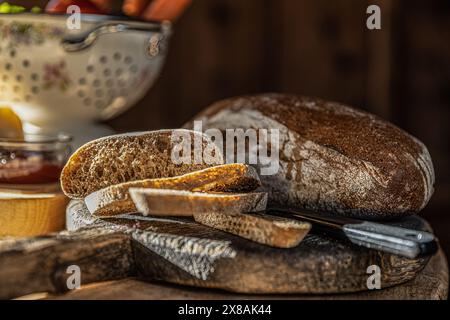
43, 61, 71, 91
0, 21, 64, 48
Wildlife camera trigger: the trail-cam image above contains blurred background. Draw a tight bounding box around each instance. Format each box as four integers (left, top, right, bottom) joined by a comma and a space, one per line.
11, 0, 450, 257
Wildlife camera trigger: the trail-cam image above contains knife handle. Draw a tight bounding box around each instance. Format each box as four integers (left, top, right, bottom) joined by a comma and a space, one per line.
342, 221, 438, 259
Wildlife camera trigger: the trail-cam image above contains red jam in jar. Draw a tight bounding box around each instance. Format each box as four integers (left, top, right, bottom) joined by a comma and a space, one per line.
0, 134, 71, 187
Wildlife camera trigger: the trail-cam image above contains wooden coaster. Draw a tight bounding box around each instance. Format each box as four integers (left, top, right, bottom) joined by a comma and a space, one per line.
0, 191, 69, 237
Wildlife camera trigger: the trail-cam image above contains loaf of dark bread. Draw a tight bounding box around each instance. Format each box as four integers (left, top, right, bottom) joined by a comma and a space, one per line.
61, 130, 223, 199
184, 94, 435, 219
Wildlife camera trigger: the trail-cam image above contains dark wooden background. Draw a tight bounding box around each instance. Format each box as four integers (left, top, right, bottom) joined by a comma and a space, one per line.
12, 0, 450, 258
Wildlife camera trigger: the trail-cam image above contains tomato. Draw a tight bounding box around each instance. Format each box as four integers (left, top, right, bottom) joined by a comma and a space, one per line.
45, 0, 106, 15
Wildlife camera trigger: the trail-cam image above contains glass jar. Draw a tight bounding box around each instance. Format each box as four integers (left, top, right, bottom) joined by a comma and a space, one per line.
0, 134, 72, 191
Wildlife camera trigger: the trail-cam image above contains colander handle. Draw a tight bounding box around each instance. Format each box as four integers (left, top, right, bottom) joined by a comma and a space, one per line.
61, 21, 171, 56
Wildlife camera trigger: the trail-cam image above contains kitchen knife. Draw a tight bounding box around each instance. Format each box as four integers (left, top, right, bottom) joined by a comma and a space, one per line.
266, 208, 438, 259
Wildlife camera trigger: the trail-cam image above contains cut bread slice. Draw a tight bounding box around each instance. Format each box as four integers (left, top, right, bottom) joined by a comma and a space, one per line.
129, 188, 268, 217
85, 163, 261, 216
61, 129, 223, 199
193, 211, 311, 248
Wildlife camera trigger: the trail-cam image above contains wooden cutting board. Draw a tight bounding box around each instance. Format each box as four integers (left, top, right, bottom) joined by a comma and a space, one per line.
46, 247, 449, 300
0, 200, 433, 299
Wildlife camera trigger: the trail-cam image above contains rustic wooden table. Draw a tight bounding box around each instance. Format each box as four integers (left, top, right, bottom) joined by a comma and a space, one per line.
46, 249, 448, 300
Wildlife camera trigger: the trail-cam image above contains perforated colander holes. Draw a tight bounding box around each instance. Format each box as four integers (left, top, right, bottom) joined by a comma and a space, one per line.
124, 56, 133, 64
93, 79, 101, 87
78, 77, 90, 107
75, 52, 138, 109
0, 68, 28, 103
113, 52, 121, 61
28, 73, 39, 101
130, 65, 138, 73
78, 78, 107, 108
105, 79, 113, 88
0, 57, 36, 102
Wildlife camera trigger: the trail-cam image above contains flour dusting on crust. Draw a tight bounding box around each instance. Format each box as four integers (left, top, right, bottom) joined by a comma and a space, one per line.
186, 94, 435, 218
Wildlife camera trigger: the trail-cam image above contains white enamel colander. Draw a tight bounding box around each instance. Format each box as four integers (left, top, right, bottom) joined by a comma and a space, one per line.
0, 13, 170, 145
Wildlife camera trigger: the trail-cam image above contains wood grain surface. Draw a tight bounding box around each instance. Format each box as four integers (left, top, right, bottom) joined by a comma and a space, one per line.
0, 191, 68, 237
45, 249, 448, 300
129, 216, 431, 294
0, 200, 438, 298
0, 227, 133, 300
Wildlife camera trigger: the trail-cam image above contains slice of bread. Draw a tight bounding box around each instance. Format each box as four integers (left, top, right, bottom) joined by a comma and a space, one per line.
61, 130, 223, 199
129, 188, 268, 217
85, 164, 261, 216
193, 211, 311, 248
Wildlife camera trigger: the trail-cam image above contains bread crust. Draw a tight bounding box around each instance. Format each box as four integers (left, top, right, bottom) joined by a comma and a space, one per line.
85, 163, 261, 216
129, 188, 268, 216
184, 93, 435, 219
61, 130, 223, 199
194, 211, 311, 248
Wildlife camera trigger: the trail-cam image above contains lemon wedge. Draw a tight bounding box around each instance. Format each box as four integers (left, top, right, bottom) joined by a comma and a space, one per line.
0, 107, 24, 140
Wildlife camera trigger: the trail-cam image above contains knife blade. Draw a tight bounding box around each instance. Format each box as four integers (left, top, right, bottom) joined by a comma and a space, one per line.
266, 208, 438, 259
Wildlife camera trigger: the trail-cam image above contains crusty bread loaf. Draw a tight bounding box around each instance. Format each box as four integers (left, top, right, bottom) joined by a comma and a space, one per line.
85, 163, 261, 216
61, 130, 223, 199
184, 93, 435, 219
129, 188, 268, 216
